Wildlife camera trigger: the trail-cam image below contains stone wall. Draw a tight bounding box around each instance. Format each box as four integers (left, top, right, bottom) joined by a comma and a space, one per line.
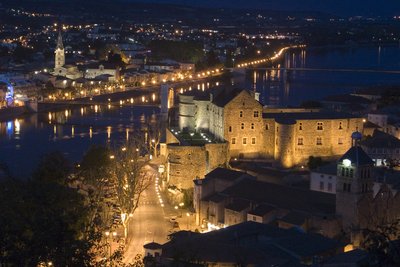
223, 91, 264, 158
165, 141, 229, 190
176, 89, 364, 168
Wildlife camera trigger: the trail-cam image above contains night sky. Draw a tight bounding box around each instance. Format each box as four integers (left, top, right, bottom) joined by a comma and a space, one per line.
127, 0, 400, 16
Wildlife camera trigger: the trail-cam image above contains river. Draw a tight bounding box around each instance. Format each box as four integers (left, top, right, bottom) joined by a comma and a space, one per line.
1, 45, 400, 177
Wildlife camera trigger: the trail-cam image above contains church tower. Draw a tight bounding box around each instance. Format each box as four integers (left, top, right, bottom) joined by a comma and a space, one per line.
336, 132, 374, 231
54, 31, 65, 70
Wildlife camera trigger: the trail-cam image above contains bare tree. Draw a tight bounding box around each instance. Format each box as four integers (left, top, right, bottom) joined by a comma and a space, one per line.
147, 118, 165, 159
111, 140, 153, 240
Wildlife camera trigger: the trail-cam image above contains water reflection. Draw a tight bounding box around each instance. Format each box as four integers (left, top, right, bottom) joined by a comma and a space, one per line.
243, 46, 400, 106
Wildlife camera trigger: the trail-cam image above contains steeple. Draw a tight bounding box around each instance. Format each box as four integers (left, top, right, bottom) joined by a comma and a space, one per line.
56, 30, 64, 50
54, 30, 65, 70
336, 132, 374, 231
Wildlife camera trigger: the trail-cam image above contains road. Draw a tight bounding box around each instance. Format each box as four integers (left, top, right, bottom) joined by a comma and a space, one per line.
123, 165, 170, 263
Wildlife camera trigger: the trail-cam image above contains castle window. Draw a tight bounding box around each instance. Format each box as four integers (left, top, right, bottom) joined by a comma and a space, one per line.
266, 124, 269, 130
343, 183, 347, 192
316, 137, 322, 145
317, 122, 323, 130
239, 111, 243, 117
231, 138, 236, 144
254, 111, 259, 117
229, 126, 232, 132
243, 138, 247, 145
251, 123, 254, 129
349, 169, 354, 177
339, 122, 343, 130
299, 123, 303, 130
328, 183, 332, 192
348, 184, 352, 192
338, 138, 343, 145
241, 123, 244, 129
251, 137, 256, 144
298, 138, 304, 145
320, 181, 324, 190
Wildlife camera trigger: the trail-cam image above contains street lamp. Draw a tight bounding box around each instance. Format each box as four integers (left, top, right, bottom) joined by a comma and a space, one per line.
104, 231, 117, 266
186, 212, 190, 230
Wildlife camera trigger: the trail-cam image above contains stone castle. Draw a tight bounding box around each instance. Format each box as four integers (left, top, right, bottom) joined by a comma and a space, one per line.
178, 88, 363, 167
162, 88, 363, 190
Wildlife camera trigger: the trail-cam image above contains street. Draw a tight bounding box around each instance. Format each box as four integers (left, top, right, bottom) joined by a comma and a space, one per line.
123, 165, 170, 263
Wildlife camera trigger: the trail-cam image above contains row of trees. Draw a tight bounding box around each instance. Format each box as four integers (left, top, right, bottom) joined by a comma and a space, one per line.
0, 139, 152, 266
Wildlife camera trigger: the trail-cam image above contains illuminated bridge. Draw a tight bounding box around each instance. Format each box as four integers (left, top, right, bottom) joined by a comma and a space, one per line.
241, 67, 400, 74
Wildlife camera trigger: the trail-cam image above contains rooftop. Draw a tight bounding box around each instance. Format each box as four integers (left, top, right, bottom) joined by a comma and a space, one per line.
312, 163, 337, 176
248, 204, 275, 216
339, 146, 374, 166
360, 130, 400, 149
205, 167, 253, 182
225, 199, 250, 212
263, 111, 360, 121
161, 221, 343, 265
169, 128, 223, 146
221, 178, 336, 215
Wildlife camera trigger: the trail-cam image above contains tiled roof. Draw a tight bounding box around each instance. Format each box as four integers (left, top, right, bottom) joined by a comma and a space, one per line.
225, 199, 250, 212
263, 111, 359, 120
221, 179, 336, 215
360, 130, 400, 148
279, 211, 308, 226
313, 163, 337, 176
339, 146, 374, 166
161, 221, 343, 265
204, 167, 255, 182
248, 204, 275, 216
211, 88, 246, 107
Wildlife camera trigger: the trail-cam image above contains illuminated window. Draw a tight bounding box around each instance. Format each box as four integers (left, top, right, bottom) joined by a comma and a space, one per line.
298, 138, 304, 145
316, 137, 322, 145
253, 111, 259, 117
243, 138, 247, 145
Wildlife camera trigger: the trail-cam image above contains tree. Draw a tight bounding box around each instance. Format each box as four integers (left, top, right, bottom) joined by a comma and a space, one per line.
33, 151, 71, 185
362, 220, 400, 267
110, 141, 152, 240
0, 178, 95, 266
147, 119, 165, 159
307, 156, 326, 170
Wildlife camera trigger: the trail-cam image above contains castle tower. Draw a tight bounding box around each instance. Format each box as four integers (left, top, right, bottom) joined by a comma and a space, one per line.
54, 31, 65, 70
336, 132, 374, 231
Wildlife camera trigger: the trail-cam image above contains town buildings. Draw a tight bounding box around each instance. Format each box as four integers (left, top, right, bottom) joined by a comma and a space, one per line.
193, 141, 400, 248
144, 221, 344, 267
163, 88, 363, 191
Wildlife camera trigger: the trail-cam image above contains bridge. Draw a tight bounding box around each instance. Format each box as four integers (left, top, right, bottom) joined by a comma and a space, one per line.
241, 67, 400, 75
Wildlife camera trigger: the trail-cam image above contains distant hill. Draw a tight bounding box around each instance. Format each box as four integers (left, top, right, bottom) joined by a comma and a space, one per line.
4, 0, 400, 17
124, 0, 400, 17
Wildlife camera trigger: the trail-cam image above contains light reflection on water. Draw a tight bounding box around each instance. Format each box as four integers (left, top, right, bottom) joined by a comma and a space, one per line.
0, 80, 219, 178
240, 45, 400, 106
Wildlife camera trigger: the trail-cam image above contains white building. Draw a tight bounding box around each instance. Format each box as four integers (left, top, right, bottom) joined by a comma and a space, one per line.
309, 163, 337, 194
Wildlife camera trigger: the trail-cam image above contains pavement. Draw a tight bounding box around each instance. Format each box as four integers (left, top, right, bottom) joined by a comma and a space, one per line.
123, 160, 201, 263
